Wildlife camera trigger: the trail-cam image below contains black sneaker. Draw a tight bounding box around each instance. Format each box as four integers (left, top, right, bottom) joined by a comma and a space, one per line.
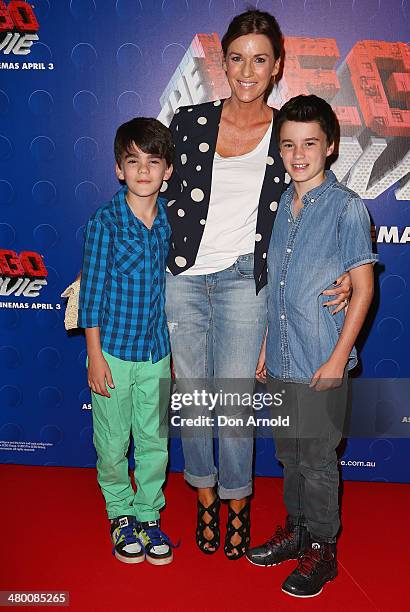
282, 540, 337, 597
137, 520, 174, 566
110, 516, 144, 564
246, 516, 308, 567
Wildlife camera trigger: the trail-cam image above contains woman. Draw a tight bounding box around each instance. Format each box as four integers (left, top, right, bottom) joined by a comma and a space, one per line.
164, 9, 350, 560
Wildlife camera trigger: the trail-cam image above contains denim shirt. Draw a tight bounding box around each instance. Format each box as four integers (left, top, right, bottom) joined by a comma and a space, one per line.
266, 171, 378, 383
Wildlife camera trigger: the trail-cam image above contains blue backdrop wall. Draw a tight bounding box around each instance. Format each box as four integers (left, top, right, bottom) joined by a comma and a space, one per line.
0, 0, 409, 482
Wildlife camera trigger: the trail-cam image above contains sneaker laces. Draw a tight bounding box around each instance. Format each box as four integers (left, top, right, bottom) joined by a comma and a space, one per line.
139, 524, 179, 551
116, 522, 138, 546
297, 548, 322, 577
267, 524, 293, 546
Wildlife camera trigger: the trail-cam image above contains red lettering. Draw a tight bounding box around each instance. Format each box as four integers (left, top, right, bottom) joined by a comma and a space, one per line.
333, 106, 362, 137
283, 37, 341, 100
0, 249, 47, 277
0, 1, 14, 32
346, 40, 410, 137
19, 251, 47, 277
9, 1, 39, 33
387, 72, 410, 106
0, 249, 24, 276
282, 37, 361, 135
0, 1, 38, 34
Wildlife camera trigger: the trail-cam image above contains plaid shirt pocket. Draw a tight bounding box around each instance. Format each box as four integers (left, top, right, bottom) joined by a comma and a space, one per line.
114, 236, 145, 276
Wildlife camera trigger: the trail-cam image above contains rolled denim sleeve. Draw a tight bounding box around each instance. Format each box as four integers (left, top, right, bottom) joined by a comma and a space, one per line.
338, 196, 378, 271
78, 218, 110, 328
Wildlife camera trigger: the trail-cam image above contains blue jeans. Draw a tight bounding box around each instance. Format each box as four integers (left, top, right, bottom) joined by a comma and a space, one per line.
165, 254, 267, 499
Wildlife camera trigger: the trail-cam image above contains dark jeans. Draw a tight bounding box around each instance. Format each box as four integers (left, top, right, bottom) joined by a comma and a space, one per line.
267, 376, 348, 542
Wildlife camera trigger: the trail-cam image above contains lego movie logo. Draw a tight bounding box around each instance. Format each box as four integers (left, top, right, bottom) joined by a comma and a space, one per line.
159, 35, 410, 200
0, 0, 39, 55
0, 249, 48, 297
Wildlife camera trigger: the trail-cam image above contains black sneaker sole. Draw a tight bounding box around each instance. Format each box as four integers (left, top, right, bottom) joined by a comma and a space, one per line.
282, 586, 324, 598
281, 572, 338, 598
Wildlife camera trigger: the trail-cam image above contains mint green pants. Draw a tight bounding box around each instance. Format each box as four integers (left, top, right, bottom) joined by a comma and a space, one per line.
91, 351, 171, 521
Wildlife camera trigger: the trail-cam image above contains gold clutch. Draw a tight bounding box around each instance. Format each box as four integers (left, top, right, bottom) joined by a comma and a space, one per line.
60, 278, 81, 330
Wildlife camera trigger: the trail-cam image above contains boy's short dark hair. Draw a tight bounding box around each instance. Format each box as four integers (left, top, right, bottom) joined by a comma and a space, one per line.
275, 94, 338, 146
114, 117, 174, 167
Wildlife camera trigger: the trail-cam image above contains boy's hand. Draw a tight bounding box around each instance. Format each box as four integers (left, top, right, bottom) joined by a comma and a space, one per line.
322, 272, 352, 314
88, 354, 115, 397
309, 358, 345, 391
255, 336, 267, 384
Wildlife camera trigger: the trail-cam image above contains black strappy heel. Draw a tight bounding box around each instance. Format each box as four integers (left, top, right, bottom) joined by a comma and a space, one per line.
224, 500, 251, 560
196, 496, 221, 554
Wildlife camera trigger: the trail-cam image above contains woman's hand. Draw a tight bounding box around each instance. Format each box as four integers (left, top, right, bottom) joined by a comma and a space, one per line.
255, 335, 267, 384
322, 272, 352, 314
88, 354, 115, 397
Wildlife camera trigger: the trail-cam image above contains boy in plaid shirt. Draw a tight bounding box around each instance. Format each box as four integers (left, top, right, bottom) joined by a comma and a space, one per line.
78, 118, 174, 565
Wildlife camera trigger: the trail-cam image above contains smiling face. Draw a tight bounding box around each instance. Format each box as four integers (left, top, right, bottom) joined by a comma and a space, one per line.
223, 33, 280, 104
115, 143, 172, 205
279, 120, 334, 194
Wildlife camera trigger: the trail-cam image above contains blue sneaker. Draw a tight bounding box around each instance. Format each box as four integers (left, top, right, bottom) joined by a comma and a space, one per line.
110, 516, 144, 564
137, 520, 174, 565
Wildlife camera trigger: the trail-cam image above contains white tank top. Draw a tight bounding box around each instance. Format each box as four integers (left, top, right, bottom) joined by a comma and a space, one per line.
181, 119, 273, 276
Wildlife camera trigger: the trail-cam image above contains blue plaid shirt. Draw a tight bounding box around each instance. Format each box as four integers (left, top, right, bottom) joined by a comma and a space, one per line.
78, 186, 171, 363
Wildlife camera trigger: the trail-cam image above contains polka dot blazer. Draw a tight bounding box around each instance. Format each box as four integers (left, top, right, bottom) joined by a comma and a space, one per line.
163, 100, 286, 294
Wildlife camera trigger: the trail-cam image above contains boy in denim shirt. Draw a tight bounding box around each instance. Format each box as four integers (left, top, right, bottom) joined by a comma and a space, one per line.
247, 95, 377, 596
78, 118, 174, 565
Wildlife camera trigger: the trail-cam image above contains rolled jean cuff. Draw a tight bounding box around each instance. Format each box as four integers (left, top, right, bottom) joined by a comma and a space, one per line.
184, 469, 217, 489
218, 480, 252, 500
